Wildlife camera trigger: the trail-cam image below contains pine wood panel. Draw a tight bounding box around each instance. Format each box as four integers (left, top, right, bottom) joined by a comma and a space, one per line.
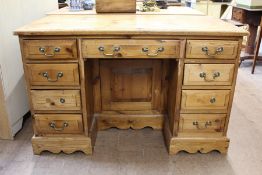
14, 15, 248, 37
178, 114, 226, 137
96, 110, 163, 130
32, 135, 92, 155
34, 114, 83, 135
23, 39, 77, 60
96, 0, 136, 13
100, 60, 162, 111
169, 137, 229, 154
183, 64, 235, 86
82, 40, 181, 59
167, 60, 183, 135
181, 90, 231, 113
31, 90, 81, 111
186, 40, 239, 59
92, 60, 102, 113
26, 63, 80, 86
80, 59, 95, 135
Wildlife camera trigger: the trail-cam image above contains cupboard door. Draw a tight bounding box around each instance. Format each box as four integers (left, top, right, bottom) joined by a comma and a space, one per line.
100, 60, 162, 111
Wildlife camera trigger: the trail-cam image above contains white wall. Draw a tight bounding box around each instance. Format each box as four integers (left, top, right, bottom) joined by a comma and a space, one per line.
0, 0, 58, 136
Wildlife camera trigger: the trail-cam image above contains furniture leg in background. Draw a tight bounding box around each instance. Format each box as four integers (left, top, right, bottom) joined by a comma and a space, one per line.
231, 6, 262, 63
252, 17, 262, 74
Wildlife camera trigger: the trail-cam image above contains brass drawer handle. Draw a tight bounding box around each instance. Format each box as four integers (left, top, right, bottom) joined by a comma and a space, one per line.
60, 98, 65, 103
98, 46, 120, 56
39, 47, 61, 57
142, 47, 164, 57
40, 72, 63, 82
193, 121, 212, 129
210, 97, 216, 104
49, 121, 69, 131
201, 46, 224, 57
199, 71, 220, 81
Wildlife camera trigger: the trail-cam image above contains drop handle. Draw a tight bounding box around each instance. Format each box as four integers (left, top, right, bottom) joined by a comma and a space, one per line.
213, 72, 220, 78
98, 46, 121, 56
193, 121, 212, 129
49, 121, 69, 131
39, 47, 61, 57
199, 71, 220, 81
40, 72, 63, 82
201, 46, 224, 57
142, 47, 164, 57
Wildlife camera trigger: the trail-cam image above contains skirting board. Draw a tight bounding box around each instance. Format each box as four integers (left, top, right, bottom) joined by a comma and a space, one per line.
32, 135, 93, 155
163, 116, 229, 154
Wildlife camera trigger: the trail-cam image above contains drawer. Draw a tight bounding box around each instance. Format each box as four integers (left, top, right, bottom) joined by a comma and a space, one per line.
186, 40, 239, 59
34, 114, 83, 135
26, 64, 80, 86
82, 39, 181, 59
183, 64, 235, 86
181, 90, 230, 112
178, 114, 226, 137
31, 90, 81, 111
23, 40, 77, 60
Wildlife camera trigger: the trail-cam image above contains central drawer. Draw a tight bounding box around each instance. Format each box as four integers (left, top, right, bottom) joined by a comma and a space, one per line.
31, 90, 81, 111
181, 90, 231, 113
82, 39, 181, 59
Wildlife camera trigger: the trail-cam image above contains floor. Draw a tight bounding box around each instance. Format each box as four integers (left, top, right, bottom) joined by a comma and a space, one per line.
1, 61, 262, 175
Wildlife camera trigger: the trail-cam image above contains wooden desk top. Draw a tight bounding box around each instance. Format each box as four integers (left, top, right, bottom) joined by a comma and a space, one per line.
14, 14, 248, 36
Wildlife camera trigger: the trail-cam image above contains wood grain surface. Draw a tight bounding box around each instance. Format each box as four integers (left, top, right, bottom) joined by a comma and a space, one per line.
14, 15, 248, 36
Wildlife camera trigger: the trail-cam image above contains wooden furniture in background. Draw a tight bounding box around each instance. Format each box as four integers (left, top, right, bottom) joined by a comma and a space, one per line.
96, 0, 136, 13
14, 14, 247, 155
231, 5, 262, 62
252, 17, 262, 74
58, 3, 68, 9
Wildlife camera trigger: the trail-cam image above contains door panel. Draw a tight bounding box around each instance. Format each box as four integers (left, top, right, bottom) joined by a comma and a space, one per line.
100, 60, 162, 111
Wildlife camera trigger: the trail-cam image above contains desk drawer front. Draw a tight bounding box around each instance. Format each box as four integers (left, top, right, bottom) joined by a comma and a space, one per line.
183, 64, 235, 85
23, 40, 77, 60
181, 90, 230, 112
82, 39, 181, 59
31, 90, 81, 111
26, 64, 80, 86
34, 114, 83, 135
178, 114, 226, 137
186, 40, 239, 59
